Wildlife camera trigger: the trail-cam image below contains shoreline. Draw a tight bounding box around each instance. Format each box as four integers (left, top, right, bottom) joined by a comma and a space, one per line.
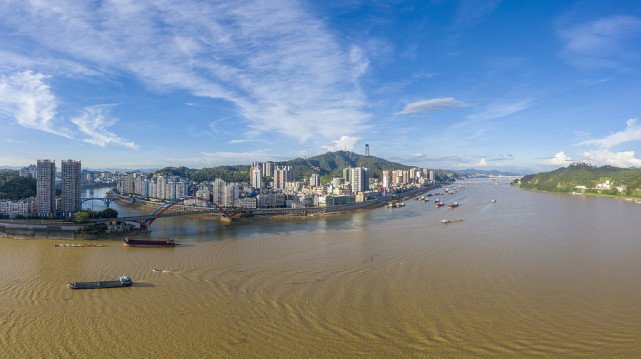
109, 185, 436, 221
516, 185, 641, 203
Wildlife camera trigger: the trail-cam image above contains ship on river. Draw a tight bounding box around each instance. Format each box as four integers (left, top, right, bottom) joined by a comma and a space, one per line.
123, 237, 177, 247
68, 276, 132, 289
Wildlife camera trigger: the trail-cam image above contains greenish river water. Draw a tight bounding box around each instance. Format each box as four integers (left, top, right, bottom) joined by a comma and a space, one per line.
1, 180, 641, 358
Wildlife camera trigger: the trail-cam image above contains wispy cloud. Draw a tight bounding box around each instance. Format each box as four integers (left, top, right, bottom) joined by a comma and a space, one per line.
0, 71, 69, 137
0, 1, 370, 142
539, 151, 573, 166
578, 119, 641, 148
558, 15, 641, 68
71, 105, 138, 149
468, 100, 532, 120
456, 0, 502, 26
323, 135, 360, 151
582, 149, 641, 168
395, 98, 467, 115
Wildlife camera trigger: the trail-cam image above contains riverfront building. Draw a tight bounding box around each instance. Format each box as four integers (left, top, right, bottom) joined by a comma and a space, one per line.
61, 160, 82, 216
251, 166, 262, 189
36, 159, 56, 216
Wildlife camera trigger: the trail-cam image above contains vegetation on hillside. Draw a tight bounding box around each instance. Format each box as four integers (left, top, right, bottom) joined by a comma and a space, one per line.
0, 171, 36, 200
151, 151, 418, 183
518, 163, 641, 196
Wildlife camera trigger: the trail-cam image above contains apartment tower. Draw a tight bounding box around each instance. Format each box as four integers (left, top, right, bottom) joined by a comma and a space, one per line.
36, 160, 56, 216
61, 160, 82, 216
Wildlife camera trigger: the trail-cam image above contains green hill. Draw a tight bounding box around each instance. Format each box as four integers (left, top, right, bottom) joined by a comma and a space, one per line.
282, 150, 413, 180
0, 171, 36, 200
151, 151, 419, 183
518, 163, 641, 196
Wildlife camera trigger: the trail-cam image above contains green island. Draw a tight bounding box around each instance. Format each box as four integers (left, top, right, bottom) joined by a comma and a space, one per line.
516, 163, 641, 198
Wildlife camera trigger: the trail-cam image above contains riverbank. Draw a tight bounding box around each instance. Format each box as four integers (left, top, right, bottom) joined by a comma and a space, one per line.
109, 185, 438, 221
516, 185, 641, 203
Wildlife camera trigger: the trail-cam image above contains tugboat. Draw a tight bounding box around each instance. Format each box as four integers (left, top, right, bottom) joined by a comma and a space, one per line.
123, 237, 177, 247
68, 276, 132, 289
448, 202, 459, 209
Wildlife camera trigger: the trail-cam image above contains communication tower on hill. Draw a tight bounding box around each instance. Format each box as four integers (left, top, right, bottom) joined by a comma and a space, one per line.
365, 144, 369, 156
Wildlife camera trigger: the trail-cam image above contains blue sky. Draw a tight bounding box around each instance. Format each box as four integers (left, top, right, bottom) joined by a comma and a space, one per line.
1, 0, 641, 172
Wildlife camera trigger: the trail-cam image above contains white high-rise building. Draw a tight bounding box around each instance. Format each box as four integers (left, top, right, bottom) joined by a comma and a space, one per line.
223, 183, 240, 207
36, 160, 56, 216
351, 167, 369, 193
61, 160, 82, 216
251, 166, 263, 189
310, 174, 320, 187
212, 178, 226, 204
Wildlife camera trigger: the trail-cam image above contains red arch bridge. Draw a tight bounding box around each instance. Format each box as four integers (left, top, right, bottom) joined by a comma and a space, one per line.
100, 196, 245, 231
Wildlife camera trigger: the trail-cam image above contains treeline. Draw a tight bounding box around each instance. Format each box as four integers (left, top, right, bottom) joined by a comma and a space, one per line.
151, 165, 250, 183
150, 150, 447, 184
519, 163, 641, 196
0, 171, 36, 200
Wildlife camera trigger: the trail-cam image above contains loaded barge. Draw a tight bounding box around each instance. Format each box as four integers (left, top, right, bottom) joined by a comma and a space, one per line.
68, 276, 132, 289
123, 238, 177, 247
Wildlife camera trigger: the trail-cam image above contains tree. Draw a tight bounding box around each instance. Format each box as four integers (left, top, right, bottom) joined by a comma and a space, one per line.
100, 208, 119, 218
73, 212, 90, 223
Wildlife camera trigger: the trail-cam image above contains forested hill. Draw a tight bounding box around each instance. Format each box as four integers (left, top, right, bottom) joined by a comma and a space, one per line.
0, 171, 36, 200
518, 163, 641, 196
151, 151, 415, 182
283, 151, 412, 179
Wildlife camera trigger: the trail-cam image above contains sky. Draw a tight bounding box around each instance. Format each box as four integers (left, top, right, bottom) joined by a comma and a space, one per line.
1, 0, 641, 172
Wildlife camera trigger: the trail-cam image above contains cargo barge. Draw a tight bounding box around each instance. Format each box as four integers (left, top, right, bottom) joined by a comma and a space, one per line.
123, 237, 176, 247
68, 276, 132, 289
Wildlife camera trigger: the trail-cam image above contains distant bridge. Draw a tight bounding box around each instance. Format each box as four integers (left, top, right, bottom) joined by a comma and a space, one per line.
81, 197, 145, 208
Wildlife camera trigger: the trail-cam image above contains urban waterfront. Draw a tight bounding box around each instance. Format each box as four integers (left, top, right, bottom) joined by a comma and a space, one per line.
2, 180, 641, 358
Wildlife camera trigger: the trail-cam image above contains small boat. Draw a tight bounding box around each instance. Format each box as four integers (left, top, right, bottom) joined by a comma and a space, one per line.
54, 243, 106, 247
123, 237, 177, 247
490, 199, 496, 203
68, 275, 132, 289
448, 202, 459, 209
441, 219, 463, 224
435, 202, 444, 208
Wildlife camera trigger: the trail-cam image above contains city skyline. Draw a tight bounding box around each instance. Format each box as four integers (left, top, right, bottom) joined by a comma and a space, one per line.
1, 1, 641, 171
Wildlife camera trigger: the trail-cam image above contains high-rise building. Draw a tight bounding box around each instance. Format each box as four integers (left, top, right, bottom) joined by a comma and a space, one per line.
263, 161, 275, 177
126, 172, 135, 194
382, 170, 391, 189
310, 174, 321, 187
61, 160, 82, 216
273, 166, 292, 189
212, 178, 226, 204
343, 168, 351, 183
36, 160, 56, 216
429, 170, 435, 181
351, 167, 369, 193
251, 166, 263, 189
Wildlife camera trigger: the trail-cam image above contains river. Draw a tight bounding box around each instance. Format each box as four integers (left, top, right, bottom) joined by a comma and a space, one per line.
1, 180, 641, 358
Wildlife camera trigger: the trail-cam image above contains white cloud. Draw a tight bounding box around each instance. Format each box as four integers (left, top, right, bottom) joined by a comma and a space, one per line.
71, 105, 138, 149
582, 149, 641, 168
0, 71, 69, 137
323, 136, 360, 151
578, 119, 641, 148
395, 98, 467, 115
476, 158, 488, 166
559, 15, 641, 68
540, 151, 573, 166
0, 1, 370, 142
468, 100, 532, 120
